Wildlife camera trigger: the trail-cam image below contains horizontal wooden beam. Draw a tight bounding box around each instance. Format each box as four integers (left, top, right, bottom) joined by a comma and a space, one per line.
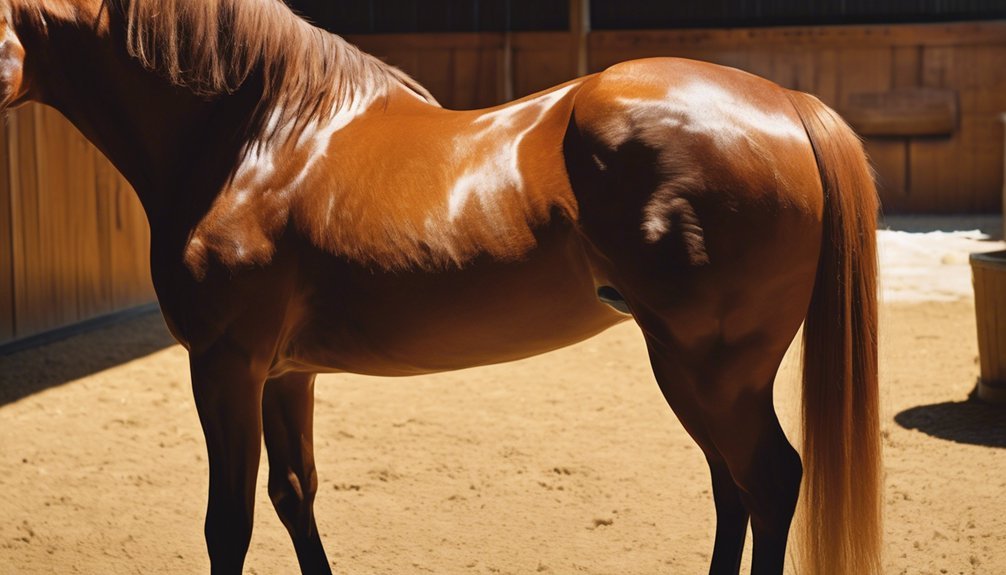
589, 21, 1006, 51
346, 31, 574, 51
842, 88, 958, 137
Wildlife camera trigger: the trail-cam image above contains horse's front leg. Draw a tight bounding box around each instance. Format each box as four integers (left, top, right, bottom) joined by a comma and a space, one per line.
190, 338, 269, 575
263, 372, 332, 574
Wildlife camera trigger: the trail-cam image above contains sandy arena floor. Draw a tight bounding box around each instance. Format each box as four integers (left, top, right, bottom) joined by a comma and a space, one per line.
1, 217, 1005, 574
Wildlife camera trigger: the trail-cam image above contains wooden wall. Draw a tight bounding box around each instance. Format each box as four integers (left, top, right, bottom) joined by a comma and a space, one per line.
1, 20, 1002, 343
0, 105, 154, 346
347, 32, 581, 109
353, 21, 1006, 214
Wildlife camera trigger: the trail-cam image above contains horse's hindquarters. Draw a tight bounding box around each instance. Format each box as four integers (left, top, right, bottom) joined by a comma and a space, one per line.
565, 58, 825, 352
564, 58, 832, 573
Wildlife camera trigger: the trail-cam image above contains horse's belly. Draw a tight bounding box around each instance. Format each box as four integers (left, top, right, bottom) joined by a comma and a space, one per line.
280, 227, 626, 376
289, 288, 622, 376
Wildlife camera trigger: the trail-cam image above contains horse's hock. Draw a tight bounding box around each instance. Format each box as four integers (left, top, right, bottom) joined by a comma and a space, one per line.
971, 250, 1006, 404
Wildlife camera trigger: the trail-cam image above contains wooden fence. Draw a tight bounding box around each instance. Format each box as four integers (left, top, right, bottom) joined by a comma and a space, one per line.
347, 32, 582, 108
352, 20, 1006, 214
1, 19, 1003, 344
0, 106, 153, 346
588, 22, 1006, 213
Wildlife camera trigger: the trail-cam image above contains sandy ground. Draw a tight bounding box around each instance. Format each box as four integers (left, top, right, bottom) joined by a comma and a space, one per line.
2, 217, 1005, 574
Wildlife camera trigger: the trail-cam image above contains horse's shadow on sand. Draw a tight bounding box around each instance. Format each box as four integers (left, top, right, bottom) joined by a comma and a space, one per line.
894, 387, 1006, 448
5, 305, 1005, 450
0, 307, 176, 407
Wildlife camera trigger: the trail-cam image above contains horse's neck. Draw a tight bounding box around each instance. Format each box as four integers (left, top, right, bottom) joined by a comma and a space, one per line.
29, 18, 260, 229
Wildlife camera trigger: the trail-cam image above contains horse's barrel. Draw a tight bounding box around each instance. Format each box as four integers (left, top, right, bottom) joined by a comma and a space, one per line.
971, 250, 1006, 404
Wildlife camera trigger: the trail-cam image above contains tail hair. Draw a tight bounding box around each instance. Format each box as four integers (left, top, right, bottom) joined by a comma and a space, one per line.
787, 90, 883, 575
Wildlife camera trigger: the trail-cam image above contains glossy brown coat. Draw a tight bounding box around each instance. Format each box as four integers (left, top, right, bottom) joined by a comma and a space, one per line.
1, 1, 882, 574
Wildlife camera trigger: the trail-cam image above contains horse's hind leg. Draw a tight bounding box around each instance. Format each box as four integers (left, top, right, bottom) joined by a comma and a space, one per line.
263, 372, 332, 575
707, 457, 750, 574
646, 345, 751, 574
643, 329, 802, 575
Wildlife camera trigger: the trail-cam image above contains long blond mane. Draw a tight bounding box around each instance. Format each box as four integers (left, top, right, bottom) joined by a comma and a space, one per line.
109, 0, 436, 140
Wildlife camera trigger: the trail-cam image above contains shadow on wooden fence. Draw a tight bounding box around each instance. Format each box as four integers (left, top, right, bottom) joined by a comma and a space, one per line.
0, 308, 175, 407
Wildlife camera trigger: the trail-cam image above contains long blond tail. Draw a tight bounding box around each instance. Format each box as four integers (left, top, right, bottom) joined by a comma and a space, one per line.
787, 90, 882, 575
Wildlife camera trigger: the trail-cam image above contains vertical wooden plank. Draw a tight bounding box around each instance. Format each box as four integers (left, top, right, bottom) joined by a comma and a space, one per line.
93, 145, 115, 313
704, 50, 749, 73
865, 139, 909, 213
921, 45, 953, 92
5, 110, 24, 339
12, 104, 44, 338
415, 48, 455, 106
948, 45, 980, 211
82, 124, 153, 313
1002, 113, 1006, 239
836, 48, 892, 106
109, 168, 153, 310
659, 49, 738, 68
770, 50, 801, 90
987, 268, 1001, 382
812, 48, 839, 107
954, 45, 1006, 212
985, 268, 996, 381
968, 45, 1006, 115
872, 44, 913, 212
5, 103, 154, 342
450, 47, 483, 109
991, 267, 1006, 381
38, 106, 77, 329
910, 45, 960, 212
66, 112, 109, 320
891, 46, 921, 88
974, 267, 991, 380
979, 268, 997, 381
586, 46, 636, 75
375, 49, 421, 80
475, 41, 503, 108
772, 49, 815, 92
744, 50, 774, 82
834, 47, 911, 212
908, 135, 952, 211
500, 32, 514, 103
0, 116, 15, 343
50, 108, 78, 326
569, 0, 589, 78
440, 40, 506, 109
342, 31, 535, 126
956, 115, 1003, 213
513, 34, 577, 98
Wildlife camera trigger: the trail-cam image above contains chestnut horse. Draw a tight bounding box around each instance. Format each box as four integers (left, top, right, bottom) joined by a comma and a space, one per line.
0, 1, 881, 573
